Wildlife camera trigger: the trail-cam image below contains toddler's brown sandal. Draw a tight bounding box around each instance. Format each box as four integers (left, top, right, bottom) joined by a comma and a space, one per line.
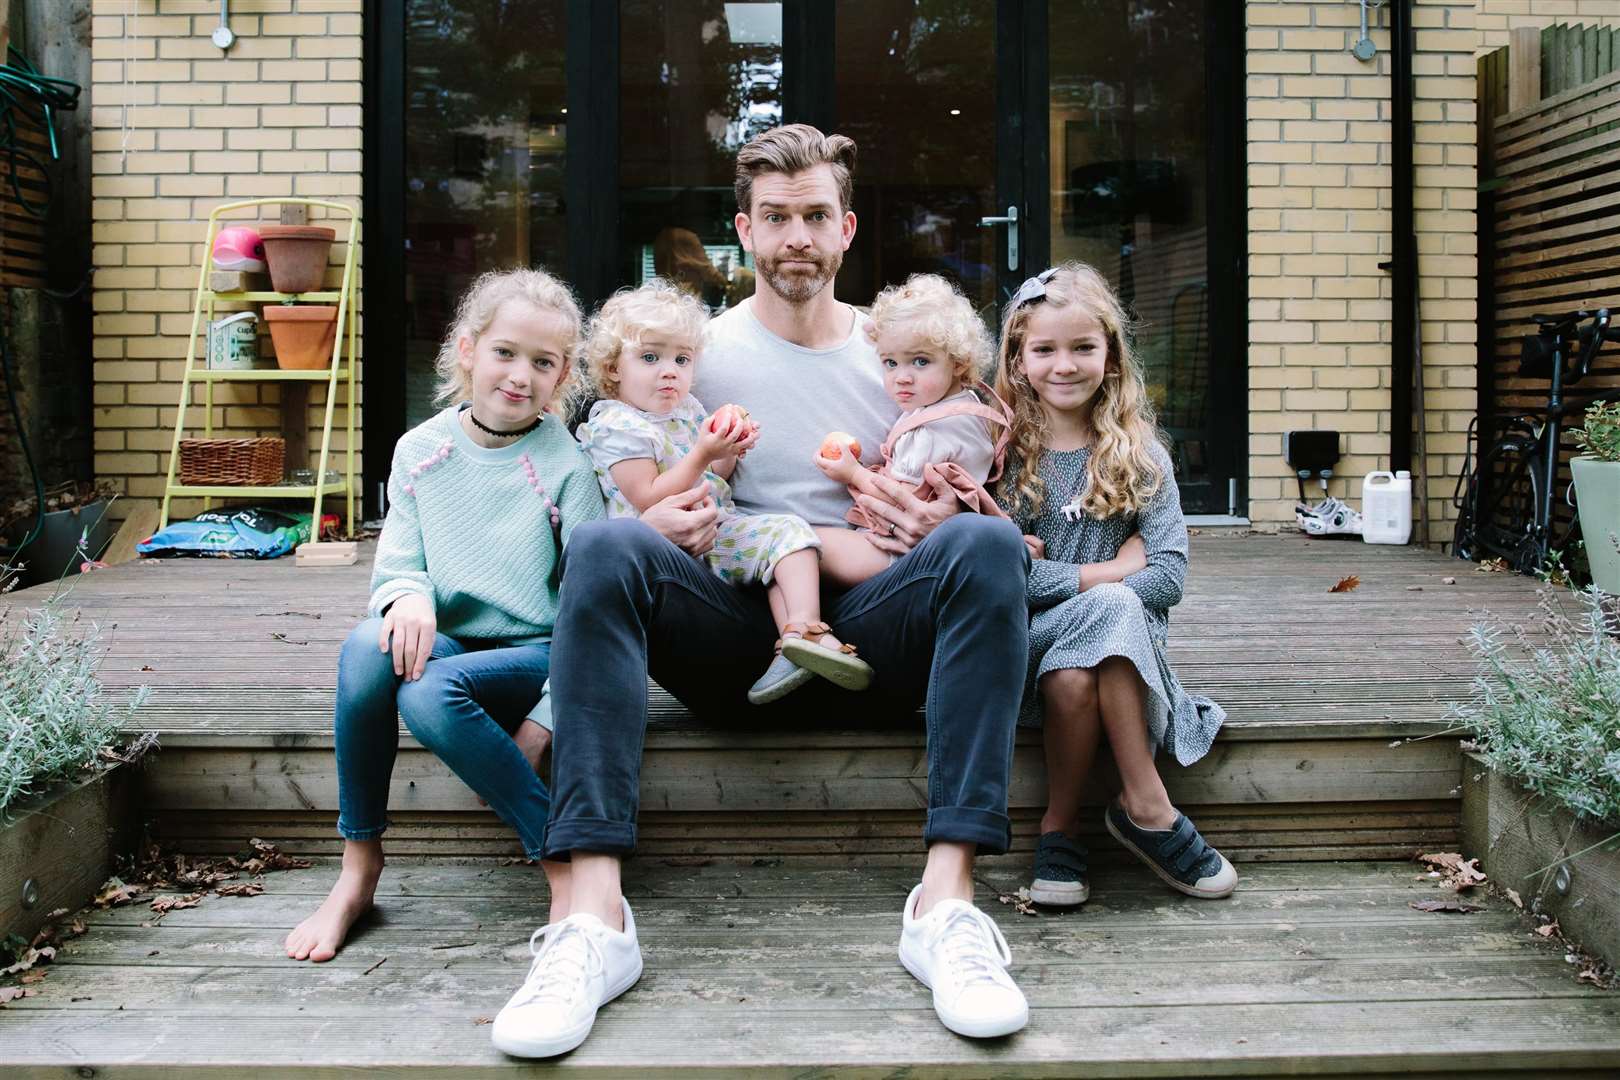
779, 620, 875, 692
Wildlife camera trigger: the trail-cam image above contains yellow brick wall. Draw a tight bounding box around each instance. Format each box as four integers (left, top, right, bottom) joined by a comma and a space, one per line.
89, 0, 362, 525
1246, 0, 1478, 539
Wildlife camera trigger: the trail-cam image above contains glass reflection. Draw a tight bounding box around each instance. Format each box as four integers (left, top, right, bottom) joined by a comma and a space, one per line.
835, 0, 999, 328
402, 1, 568, 426
1049, 0, 1215, 509
620, 1, 783, 311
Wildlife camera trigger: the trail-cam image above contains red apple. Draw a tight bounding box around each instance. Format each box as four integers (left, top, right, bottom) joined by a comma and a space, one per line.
818, 431, 861, 461
708, 403, 751, 435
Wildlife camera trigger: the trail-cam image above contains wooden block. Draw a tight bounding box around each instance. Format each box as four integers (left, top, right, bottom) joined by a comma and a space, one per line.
295, 541, 356, 568
102, 504, 160, 566
209, 269, 248, 293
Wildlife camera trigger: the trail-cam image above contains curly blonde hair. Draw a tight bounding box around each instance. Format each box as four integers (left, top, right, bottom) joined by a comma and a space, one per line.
579, 278, 711, 401
433, 268, 583, 410
865, 273, 992, 386
992, 262, 1165, 521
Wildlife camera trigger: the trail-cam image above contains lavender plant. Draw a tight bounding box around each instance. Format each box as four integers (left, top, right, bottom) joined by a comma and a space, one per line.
0, 570, 149, 818
1453, 588, 1620, 828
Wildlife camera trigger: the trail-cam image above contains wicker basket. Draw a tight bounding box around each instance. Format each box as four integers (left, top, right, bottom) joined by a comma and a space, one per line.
179, 437, 286, 486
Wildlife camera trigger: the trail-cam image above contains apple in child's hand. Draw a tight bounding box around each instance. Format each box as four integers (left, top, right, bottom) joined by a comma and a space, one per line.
708, 404, 750, 436
818, 431, 862, 462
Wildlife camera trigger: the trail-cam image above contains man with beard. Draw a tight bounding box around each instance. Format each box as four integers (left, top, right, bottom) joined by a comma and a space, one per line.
490, 125, 1032, 1058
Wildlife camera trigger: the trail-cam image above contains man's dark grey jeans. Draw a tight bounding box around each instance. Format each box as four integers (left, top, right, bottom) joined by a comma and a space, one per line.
542, 513, 1030, 859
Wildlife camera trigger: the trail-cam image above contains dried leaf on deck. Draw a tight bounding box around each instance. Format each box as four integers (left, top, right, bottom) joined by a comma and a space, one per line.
1416, 851, 1486, 891
1411, 899, 1481, 913
1535, 920, 1561, 938
214, 882, 265, 898
93, 877, 141, 908
149, 893, 205, 914
1, 946, 56, 976
1328, 574, 1361, 593
0, 987, 35, 1006
19, 969, 47, 984
243, 838, 313, 874
994, 887, 1038, 916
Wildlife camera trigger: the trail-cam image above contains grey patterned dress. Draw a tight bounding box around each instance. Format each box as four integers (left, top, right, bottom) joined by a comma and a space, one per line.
998, 442, 1225, 766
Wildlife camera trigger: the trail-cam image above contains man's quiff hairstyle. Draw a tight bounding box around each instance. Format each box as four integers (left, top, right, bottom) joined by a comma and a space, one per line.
734, 123, 857, 215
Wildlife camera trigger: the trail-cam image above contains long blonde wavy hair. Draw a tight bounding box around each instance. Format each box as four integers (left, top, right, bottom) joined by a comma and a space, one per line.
992, 262, 1164, 521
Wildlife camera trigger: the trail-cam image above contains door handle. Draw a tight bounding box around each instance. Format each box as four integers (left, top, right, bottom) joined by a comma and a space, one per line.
978, 205, 1018, 272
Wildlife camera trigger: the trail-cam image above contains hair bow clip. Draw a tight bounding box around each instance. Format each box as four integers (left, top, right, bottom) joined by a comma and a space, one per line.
1009, 267, 1059, 310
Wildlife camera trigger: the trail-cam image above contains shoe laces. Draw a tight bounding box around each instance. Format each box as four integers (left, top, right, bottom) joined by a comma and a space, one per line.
924, 903, 1012, 990
510, 917, 606, 1009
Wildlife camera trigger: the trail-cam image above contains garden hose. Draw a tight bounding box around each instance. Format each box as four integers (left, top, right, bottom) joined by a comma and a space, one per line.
0, 45, 81, 217
0, 48, 83, 558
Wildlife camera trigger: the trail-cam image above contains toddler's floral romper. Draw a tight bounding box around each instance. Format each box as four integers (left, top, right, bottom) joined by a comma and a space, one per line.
577, 395, 819, 585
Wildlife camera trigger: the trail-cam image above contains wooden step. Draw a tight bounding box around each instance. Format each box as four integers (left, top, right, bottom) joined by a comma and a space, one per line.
138, 711, 1463, 861
2, 859, 1616, 1076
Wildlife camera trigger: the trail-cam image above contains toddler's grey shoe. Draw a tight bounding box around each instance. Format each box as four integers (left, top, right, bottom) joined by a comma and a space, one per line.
747, 651, 815, 705
1104, 804, 1237, 899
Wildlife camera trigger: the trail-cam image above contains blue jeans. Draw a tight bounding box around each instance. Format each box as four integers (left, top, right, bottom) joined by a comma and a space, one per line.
543, 513, 1030, 859
334, 618, 553, 859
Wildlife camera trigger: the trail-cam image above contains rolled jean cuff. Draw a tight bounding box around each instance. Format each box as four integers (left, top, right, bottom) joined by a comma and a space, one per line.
924, 806, 1012, 855
337, 819, 389, 842
542, 817, 637, 861
525, 681, 553, 732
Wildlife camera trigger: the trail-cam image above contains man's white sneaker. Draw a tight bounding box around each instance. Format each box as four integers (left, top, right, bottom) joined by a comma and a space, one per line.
490, 898, 643, 1058
897, 884, 1029, 1039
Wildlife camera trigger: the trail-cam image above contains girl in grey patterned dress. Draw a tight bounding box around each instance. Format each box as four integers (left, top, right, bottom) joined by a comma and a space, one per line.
992, 263, 1236, 907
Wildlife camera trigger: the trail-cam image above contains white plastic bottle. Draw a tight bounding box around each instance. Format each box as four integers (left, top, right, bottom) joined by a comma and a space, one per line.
1362, 470, 1413, 545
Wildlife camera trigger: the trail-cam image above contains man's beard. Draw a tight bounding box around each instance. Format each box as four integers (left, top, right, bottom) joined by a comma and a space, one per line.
756, 248, 840, 305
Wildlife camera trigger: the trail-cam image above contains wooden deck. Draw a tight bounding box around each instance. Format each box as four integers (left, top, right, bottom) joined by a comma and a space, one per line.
3, 858, 1617, 1077
7, 535, 1616, 1076
9, 532, 1550, 860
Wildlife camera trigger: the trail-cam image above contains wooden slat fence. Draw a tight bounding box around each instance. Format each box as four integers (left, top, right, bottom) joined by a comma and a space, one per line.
0, 113, 51, 288
1477, 24, 1620, 546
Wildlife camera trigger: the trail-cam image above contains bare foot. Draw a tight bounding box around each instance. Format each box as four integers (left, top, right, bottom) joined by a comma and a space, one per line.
286, 844, 382, 962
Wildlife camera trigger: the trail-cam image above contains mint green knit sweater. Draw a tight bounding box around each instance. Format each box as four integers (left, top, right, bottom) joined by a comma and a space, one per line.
368, 404, 605, 643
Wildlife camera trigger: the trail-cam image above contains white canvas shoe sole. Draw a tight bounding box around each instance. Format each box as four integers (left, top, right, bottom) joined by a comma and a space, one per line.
490, 952, 644, 1058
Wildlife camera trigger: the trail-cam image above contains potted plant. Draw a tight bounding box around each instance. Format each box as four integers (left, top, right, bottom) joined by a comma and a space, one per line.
0, 566, 150, 945
264, 302, 339, 370
1572, 401, 1620, 594
1454, 588, 1620, 968
0, 482, 117, 590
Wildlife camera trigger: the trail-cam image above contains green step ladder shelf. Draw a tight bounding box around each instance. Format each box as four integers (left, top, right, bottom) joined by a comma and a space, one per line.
160, 198, 359, 531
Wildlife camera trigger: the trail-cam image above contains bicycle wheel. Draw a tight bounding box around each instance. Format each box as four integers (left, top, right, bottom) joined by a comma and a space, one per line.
1467, 429, 1544, 569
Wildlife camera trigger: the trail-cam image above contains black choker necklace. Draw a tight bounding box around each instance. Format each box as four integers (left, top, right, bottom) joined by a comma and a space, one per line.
466, 409, 542, 438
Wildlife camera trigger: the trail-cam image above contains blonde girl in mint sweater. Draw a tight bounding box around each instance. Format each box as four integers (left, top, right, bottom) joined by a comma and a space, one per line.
285, 268, 604, 963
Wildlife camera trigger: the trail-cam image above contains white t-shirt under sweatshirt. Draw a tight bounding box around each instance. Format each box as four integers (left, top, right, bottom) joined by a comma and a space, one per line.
693, 299, 898, 528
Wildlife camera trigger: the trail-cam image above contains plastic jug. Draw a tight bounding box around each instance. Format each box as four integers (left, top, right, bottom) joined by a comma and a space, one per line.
1362, 470, 1412, 545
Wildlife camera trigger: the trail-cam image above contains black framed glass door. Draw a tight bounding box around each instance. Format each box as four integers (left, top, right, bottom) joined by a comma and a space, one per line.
364, 0, 1244, 516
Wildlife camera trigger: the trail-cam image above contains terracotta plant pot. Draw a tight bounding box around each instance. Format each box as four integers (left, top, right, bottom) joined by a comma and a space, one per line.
264, 305, 338, 370
259, 224, 335, 294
